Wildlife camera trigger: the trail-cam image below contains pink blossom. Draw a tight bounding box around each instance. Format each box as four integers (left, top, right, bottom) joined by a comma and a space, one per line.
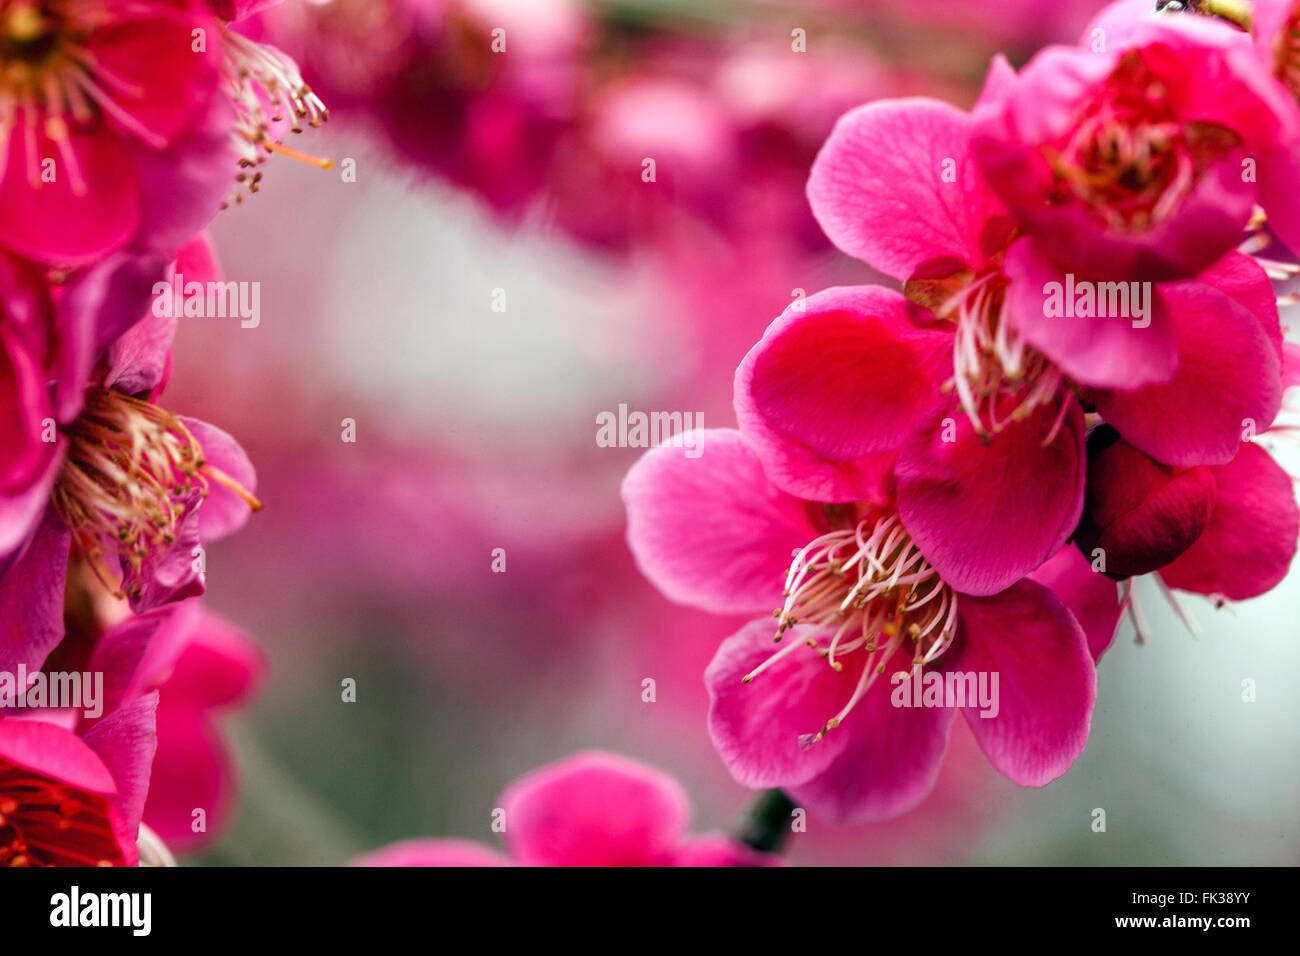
0, 0, 235, 266
792, 99, 1283, 593
352, 751, 774, 866
0, 237, 259, 629
623, 429, 1104, 822
970, 13, 1299, 278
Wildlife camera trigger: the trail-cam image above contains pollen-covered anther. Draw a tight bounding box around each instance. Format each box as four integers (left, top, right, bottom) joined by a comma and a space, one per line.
221, 28, 331, 203
744, 514, 959, 743
49, 388, 259, 598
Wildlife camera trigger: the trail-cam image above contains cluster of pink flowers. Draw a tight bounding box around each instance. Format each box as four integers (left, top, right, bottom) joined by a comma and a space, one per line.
0, 0, 315, 866
621, 0, 1300, 823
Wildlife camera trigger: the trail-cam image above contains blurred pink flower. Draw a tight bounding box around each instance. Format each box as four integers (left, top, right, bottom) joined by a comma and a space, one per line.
85, 600, 264, 852
352, 750, 774, 866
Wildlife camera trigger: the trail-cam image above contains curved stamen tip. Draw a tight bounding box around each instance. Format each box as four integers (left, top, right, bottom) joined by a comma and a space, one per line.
199, 463, 264, 513
264, 138, 335, 170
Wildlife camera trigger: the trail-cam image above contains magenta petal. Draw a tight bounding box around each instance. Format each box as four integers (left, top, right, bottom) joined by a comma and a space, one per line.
741, 286, 950, 461
0, 321, 56, 491
0, 716, 117, 795
1199, 252, 1284, 363
122, 492, 206, 613
209, 1, 283, 22
897, 397, 1086, 596
499, 751, 690, 866
159, 605, 264, 708
55, 252, 171, 423
1258, 141, 1300, 260
1028, 547, 1122, 662
87, 605, 184, 722
81, 691, 160, 863
1096, 280, 1282, 468
0, 448, 63, 561
181, 417, 259, 541
1160, 443, 1299, 600
622, 429, 815, 615
788, 643, 956, 823
142, 706, 228, 850
1003, 237, 1178, 389
0, 118, 140, 267
0, 510, 69, 674
807, 98, 1009, 279
351, 839, 509, 867
949, 580, 1095, 786
129, 93, 236, 259
705, 619, 855, 791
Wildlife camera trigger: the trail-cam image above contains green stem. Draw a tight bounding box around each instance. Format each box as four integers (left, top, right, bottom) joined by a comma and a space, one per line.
736, 789, 797, 855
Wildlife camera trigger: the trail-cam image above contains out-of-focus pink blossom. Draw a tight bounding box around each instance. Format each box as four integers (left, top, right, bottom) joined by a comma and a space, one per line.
352, 750, 775, 866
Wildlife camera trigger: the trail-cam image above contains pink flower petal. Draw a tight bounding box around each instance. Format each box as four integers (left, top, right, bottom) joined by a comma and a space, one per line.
622, 429, 815, 614
948, 579, 1095, 786
788, 643, 957, 823
737, 286, 950, 481
897, 397, 1086, 596
808, 98, 1010, 279
0, 116, 140, 266
1160, 443, 1299, 600
81, 691, 160, 865
181, 417, 259, 541
672, 834, 779, 867
1095, 279, 1282, 467
1003, 237, 1178, 390
500, 751, 690, 866
1028, 546, 1122, 662
0, 510, 69, 674
705, 619, 856, 791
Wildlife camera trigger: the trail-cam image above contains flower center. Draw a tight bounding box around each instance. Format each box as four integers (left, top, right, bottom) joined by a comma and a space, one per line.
934, 269, 1069, 439
222, 28, 331, 205
0, 759, 124, 866
1274, 2, 1300, 100
1047, 51, 1240, 233
50, 387, 260, 599
0, 0, 174, 195
1, 1, 56, 60
744, 512, 959, 746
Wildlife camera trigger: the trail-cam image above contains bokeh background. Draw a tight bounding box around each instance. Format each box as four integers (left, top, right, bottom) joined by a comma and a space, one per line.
171, 0, 1298, 865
